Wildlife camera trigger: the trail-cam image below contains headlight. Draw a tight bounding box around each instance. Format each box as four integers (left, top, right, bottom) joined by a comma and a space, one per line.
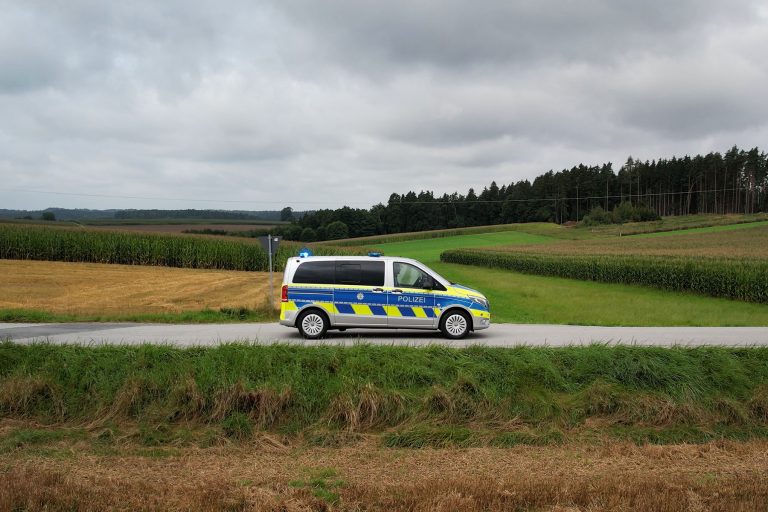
472, 296, 489, 309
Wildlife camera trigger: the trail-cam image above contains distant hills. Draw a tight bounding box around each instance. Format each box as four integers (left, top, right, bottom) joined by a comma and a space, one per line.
0, 208, 306, 222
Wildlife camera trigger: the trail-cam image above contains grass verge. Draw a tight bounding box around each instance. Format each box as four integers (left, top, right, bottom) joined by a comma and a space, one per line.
3, 343, 768, 446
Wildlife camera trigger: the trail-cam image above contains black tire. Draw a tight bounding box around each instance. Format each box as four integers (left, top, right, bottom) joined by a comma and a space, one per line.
297, 309, 329, 339
439, 310, 471, 339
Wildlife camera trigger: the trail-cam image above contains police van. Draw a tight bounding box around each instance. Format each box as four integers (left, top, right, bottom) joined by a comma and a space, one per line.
280, 253, 490, 339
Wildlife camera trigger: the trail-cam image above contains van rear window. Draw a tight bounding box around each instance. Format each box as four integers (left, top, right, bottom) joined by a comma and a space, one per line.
337, 261, 385, 286
293, 261, 336, 285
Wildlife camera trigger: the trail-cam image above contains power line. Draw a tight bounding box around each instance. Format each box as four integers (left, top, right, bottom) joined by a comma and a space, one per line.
0, 185, 758, 207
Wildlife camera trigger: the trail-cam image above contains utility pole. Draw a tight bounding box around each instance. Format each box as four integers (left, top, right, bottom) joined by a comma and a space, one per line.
268, 234, 273, 306
576, 184, 580, 221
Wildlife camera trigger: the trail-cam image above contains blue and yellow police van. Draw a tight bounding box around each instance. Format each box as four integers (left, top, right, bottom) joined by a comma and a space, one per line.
280, 253, 490, 339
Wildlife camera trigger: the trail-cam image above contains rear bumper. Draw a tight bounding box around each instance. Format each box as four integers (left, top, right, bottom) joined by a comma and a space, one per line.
279, 307, 297, 327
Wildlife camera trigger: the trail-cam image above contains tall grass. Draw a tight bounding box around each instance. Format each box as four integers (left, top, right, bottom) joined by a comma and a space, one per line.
3, 343, 768, 443
0, 224, 361, 271
441, 249, 768, 303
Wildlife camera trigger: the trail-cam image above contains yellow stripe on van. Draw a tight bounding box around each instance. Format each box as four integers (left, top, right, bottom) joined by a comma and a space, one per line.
351, 304, 373, 316
383, 305, 402, 317
412, 307, 428, 318
316, 302, 338, 314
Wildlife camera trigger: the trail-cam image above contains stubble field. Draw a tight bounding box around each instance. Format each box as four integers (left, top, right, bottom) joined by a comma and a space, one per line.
0, 259, 278, 321
3, 439, 767, 511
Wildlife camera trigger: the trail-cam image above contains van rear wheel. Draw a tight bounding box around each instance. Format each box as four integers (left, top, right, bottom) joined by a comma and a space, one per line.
440, 310, 471, 339
297, 310, 328, 339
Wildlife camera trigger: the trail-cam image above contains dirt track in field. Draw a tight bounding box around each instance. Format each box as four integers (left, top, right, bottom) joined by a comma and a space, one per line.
0, 259, 278, 315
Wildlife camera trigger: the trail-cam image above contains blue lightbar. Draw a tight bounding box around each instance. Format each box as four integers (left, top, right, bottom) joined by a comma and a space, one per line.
368, 252, 382, 257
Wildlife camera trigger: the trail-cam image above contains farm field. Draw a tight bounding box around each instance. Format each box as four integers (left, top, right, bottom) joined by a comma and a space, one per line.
0, 260, 277, 322
3, 440, 766, 511
429, 262, 768, 325
369, 220, 768, 325
491, 222, 768, 259
367, 229, 556, 262
325, 212, 768, 246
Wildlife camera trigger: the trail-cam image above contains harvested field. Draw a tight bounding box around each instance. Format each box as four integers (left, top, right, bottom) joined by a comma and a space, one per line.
493, 223, 768, 260
2, 439, 767, 511
0, 259, 279, 315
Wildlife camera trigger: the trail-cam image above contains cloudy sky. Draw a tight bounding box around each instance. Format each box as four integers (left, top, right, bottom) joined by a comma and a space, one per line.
1, 0, 767, 211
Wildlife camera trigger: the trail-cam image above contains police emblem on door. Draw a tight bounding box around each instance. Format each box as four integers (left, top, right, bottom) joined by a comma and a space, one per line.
357, 292, 364, 300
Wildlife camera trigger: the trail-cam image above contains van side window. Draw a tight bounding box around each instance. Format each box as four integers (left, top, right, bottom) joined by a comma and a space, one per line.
336, 261, 385, 286
394, 262, 445, 290
293, 261, 336, 285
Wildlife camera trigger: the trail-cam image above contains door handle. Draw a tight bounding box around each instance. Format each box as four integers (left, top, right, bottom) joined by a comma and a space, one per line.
372, 288, 384, 292
392, 289, 403, 293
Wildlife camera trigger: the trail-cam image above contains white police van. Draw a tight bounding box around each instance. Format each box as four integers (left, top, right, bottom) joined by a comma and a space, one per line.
279, 253, 490, 339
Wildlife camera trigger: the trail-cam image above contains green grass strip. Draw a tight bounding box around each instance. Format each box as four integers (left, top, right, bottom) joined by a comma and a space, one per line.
2, 343, 768, 445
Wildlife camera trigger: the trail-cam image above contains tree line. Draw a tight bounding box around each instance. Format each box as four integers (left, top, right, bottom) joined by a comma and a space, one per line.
275, 145, 767, 242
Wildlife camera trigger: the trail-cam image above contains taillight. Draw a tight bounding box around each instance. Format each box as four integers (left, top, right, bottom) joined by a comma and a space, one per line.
281, 285, 288, 302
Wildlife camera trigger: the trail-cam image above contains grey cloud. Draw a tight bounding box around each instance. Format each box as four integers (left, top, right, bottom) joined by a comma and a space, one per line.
269, 0, 757, 71
0, 1, 767, 210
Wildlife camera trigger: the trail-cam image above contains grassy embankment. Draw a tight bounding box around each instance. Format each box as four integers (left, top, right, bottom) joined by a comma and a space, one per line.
368, 220, 768, 325
3, 343, 768, 448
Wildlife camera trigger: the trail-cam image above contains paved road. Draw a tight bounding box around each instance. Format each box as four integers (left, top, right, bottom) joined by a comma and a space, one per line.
2, 322, 768, 347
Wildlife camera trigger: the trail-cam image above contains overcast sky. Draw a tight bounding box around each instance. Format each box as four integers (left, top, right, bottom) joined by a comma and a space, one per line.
1, 1, 767, 211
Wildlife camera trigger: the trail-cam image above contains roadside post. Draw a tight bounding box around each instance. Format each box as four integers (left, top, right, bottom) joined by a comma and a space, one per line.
258, 235, 282, 306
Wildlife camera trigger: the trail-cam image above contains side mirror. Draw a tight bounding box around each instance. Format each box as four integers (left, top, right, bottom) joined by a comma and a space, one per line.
423, 275, 434, 290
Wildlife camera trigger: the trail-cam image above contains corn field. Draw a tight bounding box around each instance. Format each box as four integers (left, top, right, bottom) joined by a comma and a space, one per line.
441, 249, 768, 303
0, 224, 360, 271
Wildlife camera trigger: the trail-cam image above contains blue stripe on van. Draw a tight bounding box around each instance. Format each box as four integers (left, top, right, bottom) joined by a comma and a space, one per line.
335, 303, 355, 314
369, 305, 387, 316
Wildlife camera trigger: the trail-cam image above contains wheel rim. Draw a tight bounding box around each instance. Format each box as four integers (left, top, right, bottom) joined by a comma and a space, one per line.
301, 313, 324, 336
445, 313, 467, 336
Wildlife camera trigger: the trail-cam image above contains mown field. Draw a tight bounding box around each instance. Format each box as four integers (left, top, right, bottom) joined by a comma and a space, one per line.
0, 260, 279, 323
3, 440, 767, 511
2, 343, 768, 510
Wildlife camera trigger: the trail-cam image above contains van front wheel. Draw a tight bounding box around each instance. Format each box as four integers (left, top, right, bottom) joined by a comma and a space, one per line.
440, 310, 471, 339
297, 310, 328, 339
